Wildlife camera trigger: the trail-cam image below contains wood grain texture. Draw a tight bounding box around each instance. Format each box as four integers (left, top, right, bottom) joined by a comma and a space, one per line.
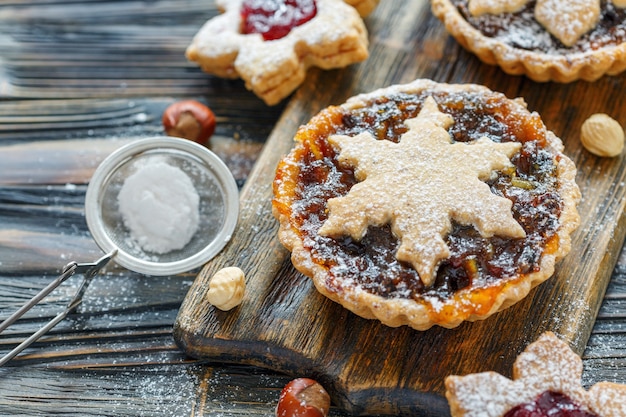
0, 0, 624, 416
174, 0, 626, 415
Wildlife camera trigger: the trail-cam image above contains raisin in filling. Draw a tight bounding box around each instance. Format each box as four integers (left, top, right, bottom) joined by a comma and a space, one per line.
504, 391, 599, 417
291, 90, 562, 301
241, 0, 317, 41
451, 0, 626, 53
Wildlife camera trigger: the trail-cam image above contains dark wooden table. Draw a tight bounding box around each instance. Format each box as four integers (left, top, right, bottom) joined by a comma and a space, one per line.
0, 1, 625, 416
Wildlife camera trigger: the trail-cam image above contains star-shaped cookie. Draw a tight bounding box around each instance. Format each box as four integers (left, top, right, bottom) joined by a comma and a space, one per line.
446, 332, 626, 417
318, 96, 526, 286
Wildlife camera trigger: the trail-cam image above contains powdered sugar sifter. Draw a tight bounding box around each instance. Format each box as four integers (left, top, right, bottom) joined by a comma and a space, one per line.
0, 137, 239, 365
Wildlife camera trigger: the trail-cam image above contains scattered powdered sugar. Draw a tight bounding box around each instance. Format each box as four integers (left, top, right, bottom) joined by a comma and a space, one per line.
456, 0, 626, 55
318, 96, 525, 287
118, 161, 200, 254
534, 0, 601, 47
449, 374, 530, 417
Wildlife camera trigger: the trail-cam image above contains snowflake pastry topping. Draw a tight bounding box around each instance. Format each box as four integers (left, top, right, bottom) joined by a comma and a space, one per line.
468, 0, 602, 47
186, 0, 370, 105
445, 332, 626, 417
318, 96, 526, 287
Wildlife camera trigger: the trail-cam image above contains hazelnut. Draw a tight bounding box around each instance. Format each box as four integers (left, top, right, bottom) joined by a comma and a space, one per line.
206, 266, 245, 311
162, 100, 216, 144
276, 378, 330, 417
580, 113, 624, 157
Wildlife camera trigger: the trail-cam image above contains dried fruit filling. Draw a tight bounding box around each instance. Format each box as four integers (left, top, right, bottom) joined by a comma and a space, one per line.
290, 90, 563, 300
451, 0, 626, 53
504, 391, 599, 417
241, 0, 317, 41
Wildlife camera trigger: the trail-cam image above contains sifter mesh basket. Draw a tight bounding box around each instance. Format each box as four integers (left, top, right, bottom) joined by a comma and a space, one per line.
85, 137, 239, 276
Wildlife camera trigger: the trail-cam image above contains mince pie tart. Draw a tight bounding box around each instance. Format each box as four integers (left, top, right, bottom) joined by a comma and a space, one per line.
186, 0, 373, 105
445, 332, 626, 417
272, 79, 580, 330
432, 0, 626, 82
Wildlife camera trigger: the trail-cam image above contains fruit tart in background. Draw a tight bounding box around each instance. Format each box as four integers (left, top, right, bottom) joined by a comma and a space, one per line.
432, 0, 626, 82
272, 78, 580, 330
186, 0, 376, 105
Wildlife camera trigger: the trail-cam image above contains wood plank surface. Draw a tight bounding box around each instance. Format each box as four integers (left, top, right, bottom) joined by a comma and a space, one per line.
173, 1, 626, 415
0, 1, 624, 416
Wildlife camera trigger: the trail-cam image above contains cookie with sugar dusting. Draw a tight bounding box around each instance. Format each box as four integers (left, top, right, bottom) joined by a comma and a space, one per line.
272, 79, 580, 330
186, 0, 372, 105
445, 331, 626, 417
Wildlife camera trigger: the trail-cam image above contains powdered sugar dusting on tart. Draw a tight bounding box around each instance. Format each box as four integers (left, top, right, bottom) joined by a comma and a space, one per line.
534, 0, 600, 47
449, 0, 626, 55
272, 79, 581, 330
319, 96, 525, 287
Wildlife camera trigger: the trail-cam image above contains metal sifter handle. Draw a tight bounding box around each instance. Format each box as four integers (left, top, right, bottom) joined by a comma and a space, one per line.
0, 249, 117, 366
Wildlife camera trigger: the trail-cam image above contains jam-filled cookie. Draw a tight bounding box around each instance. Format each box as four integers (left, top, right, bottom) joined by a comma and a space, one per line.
445, 332, 626, 417
272, 79, 580, 330
432, 0, 626, 82
186, 0, 372, 105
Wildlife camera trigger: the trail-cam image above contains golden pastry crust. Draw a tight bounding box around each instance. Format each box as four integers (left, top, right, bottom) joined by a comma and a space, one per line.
272, 79, 580, 330
344, 0, 379, 16
468, 0, 528, 16
445, 332, 626, 417
432, 0, 626, 83
186, 0, 370, 105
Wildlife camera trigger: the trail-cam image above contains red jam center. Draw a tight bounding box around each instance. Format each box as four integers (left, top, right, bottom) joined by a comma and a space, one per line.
241, 0, 317, 41
504, 391, 598, 417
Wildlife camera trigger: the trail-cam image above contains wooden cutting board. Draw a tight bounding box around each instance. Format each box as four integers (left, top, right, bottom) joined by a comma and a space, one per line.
174, 1, 626, 414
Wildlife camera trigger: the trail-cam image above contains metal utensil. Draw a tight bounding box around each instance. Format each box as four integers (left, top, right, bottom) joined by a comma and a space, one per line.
0, 250, 117, 366
0, 137, 239, 366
